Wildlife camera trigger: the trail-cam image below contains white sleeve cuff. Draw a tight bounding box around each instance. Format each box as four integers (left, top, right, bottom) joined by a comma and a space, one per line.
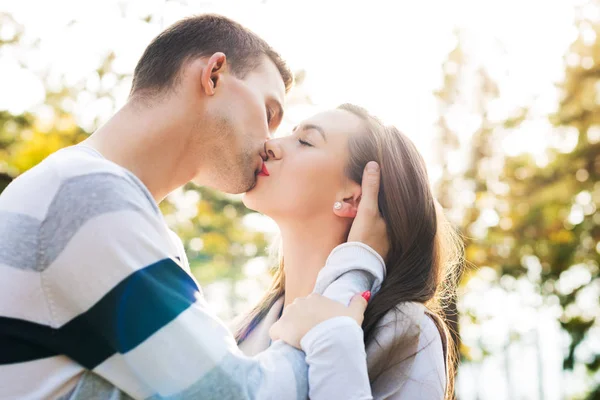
300, 316, 363, 354
300, 316, 372, 399
313, 242, 386, 300
325, 242, 385, 270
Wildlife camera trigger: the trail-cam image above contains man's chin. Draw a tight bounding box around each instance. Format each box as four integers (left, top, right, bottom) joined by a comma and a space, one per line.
234, 174, 258, 194
220, 175, 257, 195
188, 177, 252, 195
243, 177, 259, 193
192, 167, 257, 194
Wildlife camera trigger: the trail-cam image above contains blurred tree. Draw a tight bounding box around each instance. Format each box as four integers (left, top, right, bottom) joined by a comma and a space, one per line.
540, 6, 600, 395
459, 2, 600, 397
433, 31, 467, 379
0, 13, 94, 176
160, 187, 270, 319
433, 31, 463, 212
435, 31, 510, 397
0, 173, 10, 191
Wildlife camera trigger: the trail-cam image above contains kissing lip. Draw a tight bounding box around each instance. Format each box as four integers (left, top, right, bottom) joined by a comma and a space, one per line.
257, 162, 270, 177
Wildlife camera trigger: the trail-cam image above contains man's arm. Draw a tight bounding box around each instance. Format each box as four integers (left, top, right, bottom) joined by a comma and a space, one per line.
41, 171, 382, 399
37, 171, 305, 399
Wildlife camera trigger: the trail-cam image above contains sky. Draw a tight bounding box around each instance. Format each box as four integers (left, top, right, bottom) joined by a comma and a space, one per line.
0, 0, 576, 171
0, 0, 585, 398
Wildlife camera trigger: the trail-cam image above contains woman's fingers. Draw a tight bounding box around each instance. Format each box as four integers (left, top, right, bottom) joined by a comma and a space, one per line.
348, 162, 389, 259
347, 293, 368, 325
268, 293, 369, 349
359, 161, 381, 217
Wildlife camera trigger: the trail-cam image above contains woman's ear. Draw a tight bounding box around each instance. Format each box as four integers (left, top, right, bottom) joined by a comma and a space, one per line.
200, 52, 227, 96
332, 184, 362, 219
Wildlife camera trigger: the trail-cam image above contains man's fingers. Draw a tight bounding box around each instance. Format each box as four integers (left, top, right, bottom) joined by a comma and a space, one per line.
359, 161, 381, 215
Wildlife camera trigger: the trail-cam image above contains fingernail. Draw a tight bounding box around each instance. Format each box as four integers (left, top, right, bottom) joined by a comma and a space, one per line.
367, 162, 379, 173
361, 290, 371, 302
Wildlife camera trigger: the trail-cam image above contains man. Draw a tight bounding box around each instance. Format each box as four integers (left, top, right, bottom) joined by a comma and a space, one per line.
0, 15, 387, 399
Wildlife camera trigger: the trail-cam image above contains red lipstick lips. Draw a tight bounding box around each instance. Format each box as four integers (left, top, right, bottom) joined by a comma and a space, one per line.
258, 162, 270, 177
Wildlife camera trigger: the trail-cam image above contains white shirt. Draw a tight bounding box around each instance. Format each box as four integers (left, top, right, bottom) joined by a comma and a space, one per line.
240, 297, 447, 399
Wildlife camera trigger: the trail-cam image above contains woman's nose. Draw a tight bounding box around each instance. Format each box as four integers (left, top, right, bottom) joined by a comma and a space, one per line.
265, 138, 283, 160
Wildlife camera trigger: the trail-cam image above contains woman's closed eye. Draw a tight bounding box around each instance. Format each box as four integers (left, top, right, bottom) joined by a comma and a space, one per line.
298, 138, 313, 147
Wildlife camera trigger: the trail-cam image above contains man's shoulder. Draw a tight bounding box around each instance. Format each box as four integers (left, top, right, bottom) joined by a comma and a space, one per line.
0, 146, 157, 220
167, 228, 191, 273
46, 145, 151, 201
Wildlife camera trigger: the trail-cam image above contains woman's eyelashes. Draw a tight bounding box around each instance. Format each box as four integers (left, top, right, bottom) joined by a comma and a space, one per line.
291, 127, 314, 147
298, 138, 313, 147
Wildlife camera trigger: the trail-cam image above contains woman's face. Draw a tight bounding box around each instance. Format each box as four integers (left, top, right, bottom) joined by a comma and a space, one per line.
243, 109, 365, 221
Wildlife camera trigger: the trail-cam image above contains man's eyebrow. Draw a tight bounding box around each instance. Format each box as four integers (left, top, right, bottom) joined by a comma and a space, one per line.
298, 123, 327, 142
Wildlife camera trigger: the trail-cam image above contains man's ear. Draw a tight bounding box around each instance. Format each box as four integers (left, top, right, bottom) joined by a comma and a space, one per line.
332, 182, 362, 219
200, 52, 227, 96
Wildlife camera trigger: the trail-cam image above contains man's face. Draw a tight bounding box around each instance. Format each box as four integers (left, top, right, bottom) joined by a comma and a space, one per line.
198, 56, 286, 194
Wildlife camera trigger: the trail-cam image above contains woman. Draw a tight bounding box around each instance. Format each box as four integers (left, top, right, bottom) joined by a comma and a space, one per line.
237, 104, 463, 399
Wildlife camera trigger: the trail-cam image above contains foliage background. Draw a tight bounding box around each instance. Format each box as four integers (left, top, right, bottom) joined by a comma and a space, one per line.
0, 0, 598, 398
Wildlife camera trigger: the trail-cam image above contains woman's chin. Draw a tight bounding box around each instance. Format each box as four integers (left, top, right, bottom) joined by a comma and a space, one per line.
241, 193, 254, 209
241, 192, 263, 213
242, 185, 285, 218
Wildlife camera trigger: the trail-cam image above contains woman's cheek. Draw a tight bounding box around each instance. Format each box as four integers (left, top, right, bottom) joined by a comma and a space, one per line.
301, 165, 337, 204
282, 162, 315, 204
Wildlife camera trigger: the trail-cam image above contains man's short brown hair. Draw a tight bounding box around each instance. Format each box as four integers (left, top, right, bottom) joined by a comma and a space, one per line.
130, 14, 293, 97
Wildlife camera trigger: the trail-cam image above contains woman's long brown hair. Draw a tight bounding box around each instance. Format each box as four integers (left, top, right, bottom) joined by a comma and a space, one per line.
235, 104, 463, 398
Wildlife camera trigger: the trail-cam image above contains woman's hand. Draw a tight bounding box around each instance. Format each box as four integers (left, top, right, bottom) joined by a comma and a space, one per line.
348, 161, 389, 260
269, 293, 368, 349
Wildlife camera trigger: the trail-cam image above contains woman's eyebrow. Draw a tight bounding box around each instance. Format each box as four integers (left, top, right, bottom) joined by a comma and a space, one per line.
297, 124, 327, 142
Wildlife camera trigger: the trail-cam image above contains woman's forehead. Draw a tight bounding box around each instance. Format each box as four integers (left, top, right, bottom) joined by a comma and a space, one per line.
302, 109, 365, 139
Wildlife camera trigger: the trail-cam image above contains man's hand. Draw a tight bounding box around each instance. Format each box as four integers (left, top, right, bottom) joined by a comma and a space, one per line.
269, 293, 368, 349
348, 161, 389, 260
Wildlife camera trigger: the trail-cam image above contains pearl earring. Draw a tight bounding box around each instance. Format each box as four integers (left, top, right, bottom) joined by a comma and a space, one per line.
334, 202, 342, 210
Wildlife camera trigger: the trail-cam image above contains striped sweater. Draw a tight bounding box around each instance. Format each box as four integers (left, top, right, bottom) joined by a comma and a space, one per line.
0, 145, 384, 400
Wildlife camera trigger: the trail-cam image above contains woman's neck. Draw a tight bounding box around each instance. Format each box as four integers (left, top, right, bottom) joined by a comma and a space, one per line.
279, 219, 348, 308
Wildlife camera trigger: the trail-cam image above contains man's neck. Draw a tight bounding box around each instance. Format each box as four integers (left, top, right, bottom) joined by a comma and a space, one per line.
84, 100, 197, 203
279, 218, 348, 308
